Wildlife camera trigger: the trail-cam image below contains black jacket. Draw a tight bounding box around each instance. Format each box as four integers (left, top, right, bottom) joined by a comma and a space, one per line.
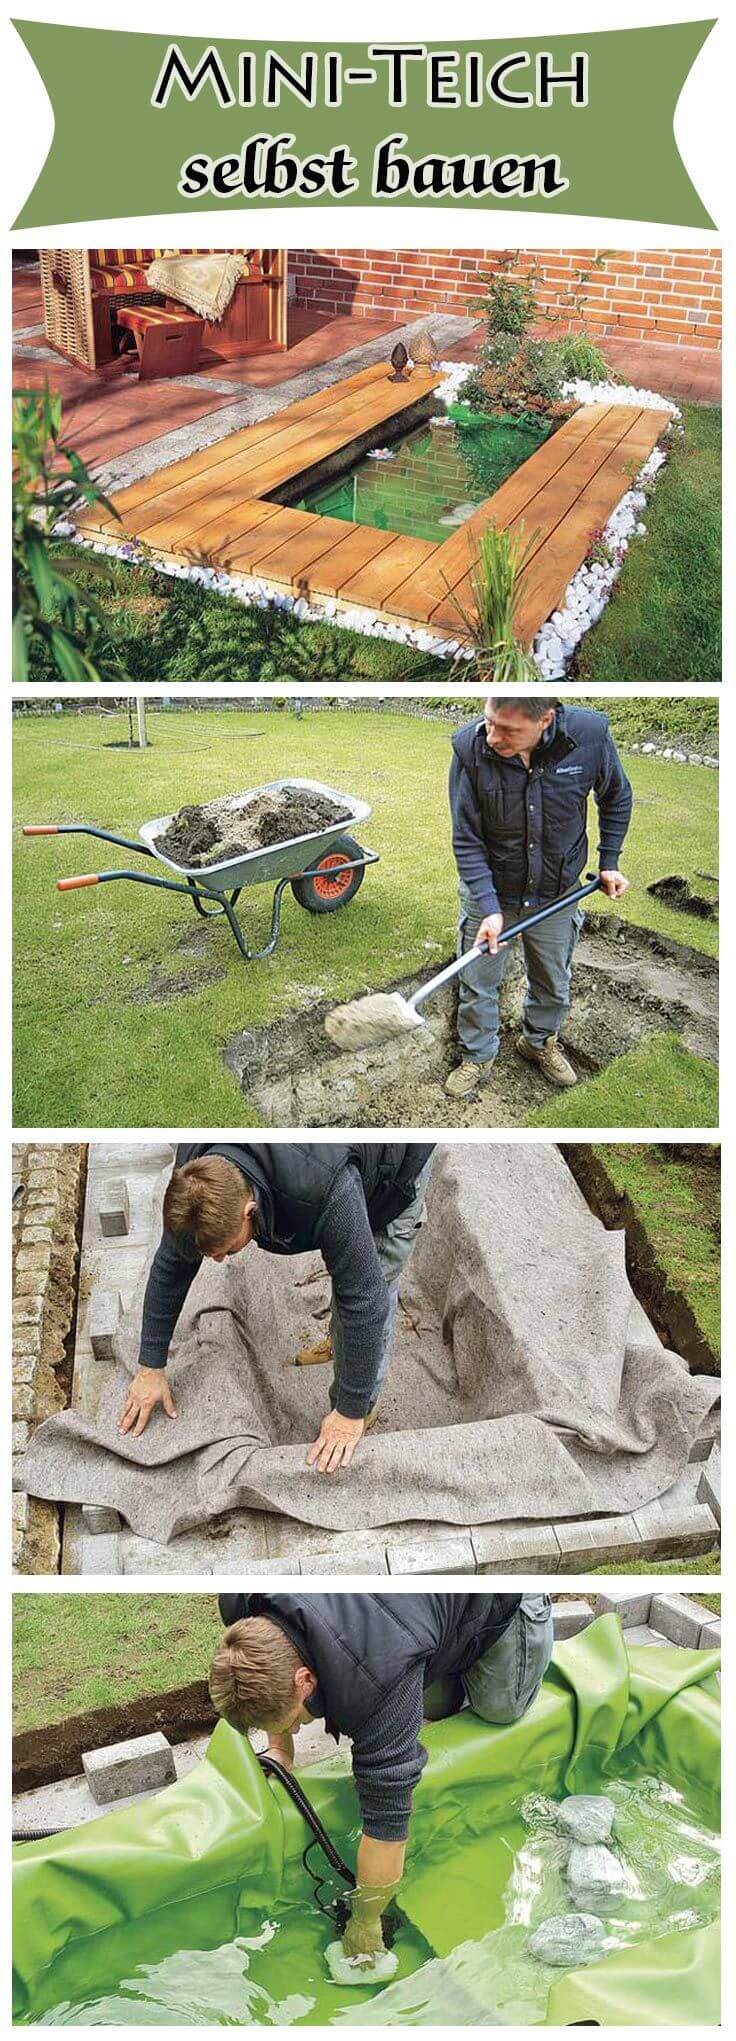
219, 1591, 521, 1838
139, 1143, 435, 1417
450, 705, 633, 917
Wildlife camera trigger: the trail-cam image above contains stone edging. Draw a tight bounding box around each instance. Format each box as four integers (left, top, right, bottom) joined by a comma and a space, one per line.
12, 1144, 85, 1574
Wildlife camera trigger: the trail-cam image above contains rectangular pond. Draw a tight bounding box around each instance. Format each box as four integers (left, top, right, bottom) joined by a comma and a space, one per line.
295, 410, 552, 547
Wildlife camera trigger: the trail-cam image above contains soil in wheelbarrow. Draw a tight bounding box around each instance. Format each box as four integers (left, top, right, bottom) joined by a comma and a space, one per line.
155, 788, 352, 870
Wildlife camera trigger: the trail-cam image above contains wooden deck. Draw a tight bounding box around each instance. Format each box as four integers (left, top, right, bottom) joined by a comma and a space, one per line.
77, 365, 670, 643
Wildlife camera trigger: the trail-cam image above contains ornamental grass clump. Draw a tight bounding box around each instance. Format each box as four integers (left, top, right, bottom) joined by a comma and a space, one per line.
448, 523, 541, 683
12, 383, 122, 684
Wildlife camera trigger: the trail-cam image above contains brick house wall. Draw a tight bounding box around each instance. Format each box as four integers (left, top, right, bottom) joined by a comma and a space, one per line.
289, 249, 722, 350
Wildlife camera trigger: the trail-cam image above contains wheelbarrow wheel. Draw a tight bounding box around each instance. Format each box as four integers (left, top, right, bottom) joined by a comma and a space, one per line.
291, 834, 366, 915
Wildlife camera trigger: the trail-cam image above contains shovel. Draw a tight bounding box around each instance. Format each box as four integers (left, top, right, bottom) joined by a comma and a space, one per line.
325, 874, 602, 1051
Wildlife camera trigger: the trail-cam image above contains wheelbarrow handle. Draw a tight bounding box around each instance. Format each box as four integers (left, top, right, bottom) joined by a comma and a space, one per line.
57, 873, 100, 890
409, 874, 602, 1015
24, 822, 154, 857
23, 824, 59, 836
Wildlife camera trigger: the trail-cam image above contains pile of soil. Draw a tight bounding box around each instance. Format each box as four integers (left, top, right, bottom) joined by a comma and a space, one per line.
647, 874, 718, 922
155, 786, 351, 869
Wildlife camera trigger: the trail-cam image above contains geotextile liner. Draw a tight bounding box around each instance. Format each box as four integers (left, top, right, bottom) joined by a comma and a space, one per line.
18, 1147, 720, 1545
155, 788, 351, 869
13, 1619, 721, 2024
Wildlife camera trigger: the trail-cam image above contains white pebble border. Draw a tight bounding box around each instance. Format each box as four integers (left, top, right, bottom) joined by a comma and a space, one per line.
62, 363, 680, 674
627, 741, 717, 768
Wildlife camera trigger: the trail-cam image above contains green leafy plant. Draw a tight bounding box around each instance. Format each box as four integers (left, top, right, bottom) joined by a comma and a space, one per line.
461, 333, 572, 421
12, 384, 122, 684
447, 523, 542, 683
558, 332, 614, 383
467, 252, 539, 337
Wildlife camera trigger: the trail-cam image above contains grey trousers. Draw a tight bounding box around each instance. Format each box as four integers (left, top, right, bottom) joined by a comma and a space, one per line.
456, 880, 584, 1063
329, 1152, 435, 1412
424, 1595, 554, 1726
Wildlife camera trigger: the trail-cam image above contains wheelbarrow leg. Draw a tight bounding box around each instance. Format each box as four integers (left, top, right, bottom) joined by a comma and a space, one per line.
219, 880, 290, 961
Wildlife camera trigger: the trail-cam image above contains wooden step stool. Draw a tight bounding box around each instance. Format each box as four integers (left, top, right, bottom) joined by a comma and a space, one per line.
116, 302, 204, 380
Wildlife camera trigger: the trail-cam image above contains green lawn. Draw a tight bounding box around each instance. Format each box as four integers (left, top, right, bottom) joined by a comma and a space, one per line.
13, 708, 718, 1127
587, 1145, 720, 1360
529, 1035, 719, 1132
575, 404, 721, 683
12, 1594, 220, 1736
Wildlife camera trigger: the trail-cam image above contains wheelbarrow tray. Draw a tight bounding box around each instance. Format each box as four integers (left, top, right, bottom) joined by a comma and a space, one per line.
139, 778, 371, 893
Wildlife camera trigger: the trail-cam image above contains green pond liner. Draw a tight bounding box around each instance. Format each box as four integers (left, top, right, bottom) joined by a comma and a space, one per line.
297, 410, 551, 548
13, 1618, 720, 2026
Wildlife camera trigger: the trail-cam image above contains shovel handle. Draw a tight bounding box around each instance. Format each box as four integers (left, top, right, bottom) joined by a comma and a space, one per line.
57, 873, 100, 891
409, 874, 602, 1014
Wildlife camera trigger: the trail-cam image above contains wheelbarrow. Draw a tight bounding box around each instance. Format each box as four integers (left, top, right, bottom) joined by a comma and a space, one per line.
23, 778, 378, 963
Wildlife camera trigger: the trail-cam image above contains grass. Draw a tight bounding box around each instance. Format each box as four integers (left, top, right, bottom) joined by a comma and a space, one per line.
589, 1144, 720, 1360
529, 1035, 719, 1131
12, 1594, 221, 1736
585, 1566, 720, 1593
13, 708, 718, 1127
13, 1585, 720, 1737
575, 405, 721, 683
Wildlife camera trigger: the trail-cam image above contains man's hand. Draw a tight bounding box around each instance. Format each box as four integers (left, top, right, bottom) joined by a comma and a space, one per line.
476, 911, 504, 956
118, 1367, 178, 1438
307, 1409, 365, 1475
342, 1913, 386, 1961
600, 869, 629, 901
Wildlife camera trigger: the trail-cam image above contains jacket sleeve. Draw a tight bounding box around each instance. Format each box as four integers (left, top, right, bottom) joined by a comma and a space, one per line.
351, 1667, 428, 1841
449, 753, 501, 918
594, 726, 633, 867
315, 1170, 392, 1420
138, 1229, 202, 1369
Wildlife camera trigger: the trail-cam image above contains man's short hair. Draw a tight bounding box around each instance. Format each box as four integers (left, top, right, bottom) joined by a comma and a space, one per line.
163, 1155, 255, 1253
487, 695, 558, 719
209, 1617, 304, 1731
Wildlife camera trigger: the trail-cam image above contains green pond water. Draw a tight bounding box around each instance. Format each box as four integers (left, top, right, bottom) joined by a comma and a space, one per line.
297, 411, 550, 547
21, 1762, 719, 2027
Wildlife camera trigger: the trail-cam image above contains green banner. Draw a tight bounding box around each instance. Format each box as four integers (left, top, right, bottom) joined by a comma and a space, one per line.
14, 20, 715, 229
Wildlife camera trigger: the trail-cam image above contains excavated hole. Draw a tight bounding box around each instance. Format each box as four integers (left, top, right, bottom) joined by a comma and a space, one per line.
223, 917, 718, 1129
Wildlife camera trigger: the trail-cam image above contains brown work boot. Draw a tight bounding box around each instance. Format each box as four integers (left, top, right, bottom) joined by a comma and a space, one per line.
517, 1033, 577, 1087
363, 1404, 380, 1435
444, 1056, 497, 1099
294, 1336, 332, 1367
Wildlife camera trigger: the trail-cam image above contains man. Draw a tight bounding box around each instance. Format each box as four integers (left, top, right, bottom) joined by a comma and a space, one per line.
118, 1142, 435, 1474
446, 696, 632, 1097
210, 1591, 553, 1959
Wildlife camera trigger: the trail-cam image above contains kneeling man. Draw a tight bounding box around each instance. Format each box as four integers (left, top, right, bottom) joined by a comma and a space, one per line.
119, 1142, 434, 1473
210, 1590, 553, 1959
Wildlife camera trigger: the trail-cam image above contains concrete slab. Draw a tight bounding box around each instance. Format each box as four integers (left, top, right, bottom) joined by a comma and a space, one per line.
553, 1600, 594, 1638
98, 1179, 132, 1238
699, 1618, 721, 1650
471, 1524, 560, 1573
633, 1500, 719, 1560
385, 1532, 476, 1576
554, 1515, 643, 1570
82, 1504, 122, 1535
13, 1736, 210, 1833
83, 1730, 175, 1803
88, 1290, 123, 1362
624, 1623, 671, 1647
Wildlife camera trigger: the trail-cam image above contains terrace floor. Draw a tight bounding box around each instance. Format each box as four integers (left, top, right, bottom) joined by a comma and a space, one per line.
77, 361, 670, 644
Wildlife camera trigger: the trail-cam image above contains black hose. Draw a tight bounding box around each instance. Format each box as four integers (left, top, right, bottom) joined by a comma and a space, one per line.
257, 1752, 356, 1886
13, 1826, 64, 1843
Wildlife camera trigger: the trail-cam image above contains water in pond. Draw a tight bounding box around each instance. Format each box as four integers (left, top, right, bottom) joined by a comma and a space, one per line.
21, 1765, 719, 2026
297, 412, 551, 547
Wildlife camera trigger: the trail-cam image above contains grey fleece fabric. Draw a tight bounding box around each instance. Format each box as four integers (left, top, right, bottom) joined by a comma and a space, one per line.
19, 1146, 719, 1544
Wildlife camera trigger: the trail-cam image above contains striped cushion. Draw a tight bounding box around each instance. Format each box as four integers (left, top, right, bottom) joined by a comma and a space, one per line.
90, 266, 151, 292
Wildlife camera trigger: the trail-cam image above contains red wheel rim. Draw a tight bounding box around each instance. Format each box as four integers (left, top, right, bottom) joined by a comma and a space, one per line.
312, 853, 353, 900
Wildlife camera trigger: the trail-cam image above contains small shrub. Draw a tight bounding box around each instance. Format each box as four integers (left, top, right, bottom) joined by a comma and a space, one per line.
461, 334, 572, 421
559, 333, 614, 384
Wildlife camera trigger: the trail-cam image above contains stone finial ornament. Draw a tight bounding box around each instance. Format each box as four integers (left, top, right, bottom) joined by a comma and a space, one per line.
389, 341, 410, 381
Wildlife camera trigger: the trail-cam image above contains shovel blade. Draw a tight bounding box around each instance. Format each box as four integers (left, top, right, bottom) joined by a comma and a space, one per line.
325, 991, 424, 1051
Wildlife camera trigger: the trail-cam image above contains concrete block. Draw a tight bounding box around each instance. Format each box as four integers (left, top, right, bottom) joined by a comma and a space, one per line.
554, 1515, 643, 1571
594, 1589, 652, 1626
82, 1504, 123, 1535
88, 1289, 123, 1362
214, 1555, 303, 1576
698, 1447, 721, 1526
99, 1178, 131, 1237
121, 1537, 213, 1576
83, 1731, 176, 1804
79, 1534, 122, 1575
471, 1524, 560, 1574
699, 1618, 721, 1651
633, 1501, 719, 1561
300, 1544, 389, 1575
385, 1531, 476, 1576
650, 1593, 711, 1648
553, 1599, 593, 1638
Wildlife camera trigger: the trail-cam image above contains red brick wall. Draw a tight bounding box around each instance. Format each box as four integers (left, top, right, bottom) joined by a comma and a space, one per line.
290, 249, 722, 350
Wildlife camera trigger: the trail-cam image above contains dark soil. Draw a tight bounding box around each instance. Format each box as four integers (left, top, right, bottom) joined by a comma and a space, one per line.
156, 787, 351, 869
648, 874, 718, 921
12, 1680, 216, 1793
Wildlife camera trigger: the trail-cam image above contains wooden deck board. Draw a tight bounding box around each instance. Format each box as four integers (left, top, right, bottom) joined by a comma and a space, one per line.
75, 368, 670, 641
